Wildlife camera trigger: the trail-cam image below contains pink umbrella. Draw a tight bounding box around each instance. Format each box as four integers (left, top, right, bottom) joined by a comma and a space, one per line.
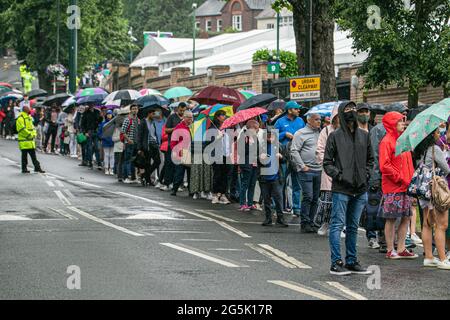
220, 107, 268, 130
140, 88, 162, 96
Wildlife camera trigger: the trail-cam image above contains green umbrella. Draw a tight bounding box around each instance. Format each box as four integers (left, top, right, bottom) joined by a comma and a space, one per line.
239, 90, 256, 100
164, 87, 193, 100
396, 98, 450, 156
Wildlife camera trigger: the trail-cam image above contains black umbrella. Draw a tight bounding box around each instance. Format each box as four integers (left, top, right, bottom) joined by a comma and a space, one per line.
43, 93, 73, 107
267, 99, 286, 111
63, 105, 76, 113
237, 93, 278, 111
28, 89, 48, 99
136, 95, 170, 109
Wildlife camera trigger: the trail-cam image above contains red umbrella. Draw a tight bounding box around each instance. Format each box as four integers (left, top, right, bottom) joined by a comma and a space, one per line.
220, 107, 268, 130
191, 86, 246, 108
0, 82, 13, 88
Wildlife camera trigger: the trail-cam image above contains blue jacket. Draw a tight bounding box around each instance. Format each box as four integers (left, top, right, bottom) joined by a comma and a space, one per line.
98, 120, 114, 148
274, 115, 305, 145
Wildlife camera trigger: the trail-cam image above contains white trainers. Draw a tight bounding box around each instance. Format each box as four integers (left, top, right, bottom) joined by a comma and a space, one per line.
424, 257, 440, 268
105, 169, 109, 175
368, 239, 381, 249
206, 192, 214, 201
212, 195, 220, 204
160, 185, 170, 191
318, 223, 329, 236
437, 259, 450, 270
123, 178, 132, 184
200, 191, 208, 199
193, 193, 199, 200
219, 195, 231, 204
154, 182, 162, 189
410, 233, 423, 244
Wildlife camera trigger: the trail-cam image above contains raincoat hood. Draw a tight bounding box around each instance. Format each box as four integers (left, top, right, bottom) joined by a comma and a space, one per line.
337, 101, 357, 135
331, 105, 339, 126
382, 112, 404, 139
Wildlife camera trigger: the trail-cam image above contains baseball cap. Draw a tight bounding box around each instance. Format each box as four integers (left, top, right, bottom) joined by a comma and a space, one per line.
286, 101, 302, 110
356, 103, 370, 111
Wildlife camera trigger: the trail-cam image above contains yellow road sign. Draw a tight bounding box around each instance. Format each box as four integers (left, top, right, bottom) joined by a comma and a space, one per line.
290, 75, 321, 101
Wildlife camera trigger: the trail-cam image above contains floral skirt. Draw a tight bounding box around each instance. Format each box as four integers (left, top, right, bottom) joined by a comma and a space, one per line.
378, 192, 412, 219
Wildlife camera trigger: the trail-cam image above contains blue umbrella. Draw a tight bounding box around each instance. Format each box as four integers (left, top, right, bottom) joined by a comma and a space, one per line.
306, 101, 343, 118
0, 94, 22, 107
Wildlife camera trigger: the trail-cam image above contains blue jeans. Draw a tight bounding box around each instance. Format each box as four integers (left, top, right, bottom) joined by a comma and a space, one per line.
122, 143, 136, 179
281, 163, 302, 214
239, 166, 257, 206
329, 192, 368, 265
298, 170, 321, 227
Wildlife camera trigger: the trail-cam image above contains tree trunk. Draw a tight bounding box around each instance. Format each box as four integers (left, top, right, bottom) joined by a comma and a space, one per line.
408, 81, 419, 108
290, 0, 337, 103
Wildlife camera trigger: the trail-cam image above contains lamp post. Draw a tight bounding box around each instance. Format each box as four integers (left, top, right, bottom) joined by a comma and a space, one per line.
192, 2, 197, 76
128, 27, 133, 63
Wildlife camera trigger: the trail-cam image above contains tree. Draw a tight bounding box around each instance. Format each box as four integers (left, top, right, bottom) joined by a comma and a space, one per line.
123, 0, 206, 50
334, 0, 450, 107
2, 0, 134, 90
252, 48, 298, 78
273, 0, 337, 102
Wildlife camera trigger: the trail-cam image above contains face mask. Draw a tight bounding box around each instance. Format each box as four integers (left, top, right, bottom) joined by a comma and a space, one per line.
154, 111, 161, 117
357, 114, 370, 124
439, 127, 446, 135
343, 111, 356, 123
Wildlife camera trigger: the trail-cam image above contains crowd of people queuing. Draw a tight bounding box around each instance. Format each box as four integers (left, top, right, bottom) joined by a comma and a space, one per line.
2, 95, 450, 276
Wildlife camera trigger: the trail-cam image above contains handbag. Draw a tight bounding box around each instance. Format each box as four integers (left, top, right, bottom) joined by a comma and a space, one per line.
430, 146, 450, 212
407, 149, 434, 200
76, 133, 87, 144
180, 148, 191, 166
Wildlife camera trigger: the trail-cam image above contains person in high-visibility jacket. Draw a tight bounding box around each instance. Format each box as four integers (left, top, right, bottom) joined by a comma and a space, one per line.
16, 104, 45, 174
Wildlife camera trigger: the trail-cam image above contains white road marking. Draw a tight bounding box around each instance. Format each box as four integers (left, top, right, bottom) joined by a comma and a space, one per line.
69, 181, 102, 189
257, 244, 312, 269
210, 248, 245, 252
67, 206, 144, 237
63, 189, 76, 199
112, 192, 171, 207
268, 281, 339, 300
54, 190, 72, 206
0, 214, 32, 221
160, 243, 246, 268
246, 244, 297, 269
2, 158, 17, 164
152, 230, 211, 234
46, 180, 55, 187
55, 180, 64, 187
180, 239, 223, 242
178, 209, 251, 238
46, 173, 65, 180
324, 282, 368, 300
48, 207, 78, 220
246, 259, 268, 263
195, 210, 237, 223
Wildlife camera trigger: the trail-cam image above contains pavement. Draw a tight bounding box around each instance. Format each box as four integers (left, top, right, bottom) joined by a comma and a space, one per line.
0, 139, 449, 300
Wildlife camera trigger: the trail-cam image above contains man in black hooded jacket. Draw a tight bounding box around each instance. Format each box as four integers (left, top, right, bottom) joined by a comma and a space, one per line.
323, 101, 374, 276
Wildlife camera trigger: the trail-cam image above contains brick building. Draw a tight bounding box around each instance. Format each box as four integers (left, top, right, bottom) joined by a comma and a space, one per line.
194, 0, 273, 35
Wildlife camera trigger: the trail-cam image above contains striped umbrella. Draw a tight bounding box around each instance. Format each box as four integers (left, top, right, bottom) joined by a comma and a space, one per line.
103, 89, 141, 107
191, 117, 211, 142
239, 89, 257, 100
198, 104, 234, 121
140, 88, 162, 96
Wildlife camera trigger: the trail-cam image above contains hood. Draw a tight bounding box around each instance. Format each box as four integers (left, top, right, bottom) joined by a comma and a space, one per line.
337, 101, 357, 135
331, 105, 339, 124
382, 111, 404, 139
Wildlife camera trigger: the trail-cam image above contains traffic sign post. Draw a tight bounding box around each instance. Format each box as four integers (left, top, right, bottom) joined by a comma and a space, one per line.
290, 75, 321, 102
267, 62, 280, 74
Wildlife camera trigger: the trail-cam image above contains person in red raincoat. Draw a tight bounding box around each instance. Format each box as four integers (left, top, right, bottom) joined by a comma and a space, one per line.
379, 111, 417, 260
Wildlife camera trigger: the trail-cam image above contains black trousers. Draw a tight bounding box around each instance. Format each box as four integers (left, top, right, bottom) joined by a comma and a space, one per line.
212, 161, 229, 194
144, 145, 161, 182
163, 147, 175, 187
21, 149, 42, 172
173, 164, 191, 193
260, 180, 284, 222
44, 125, 58, 152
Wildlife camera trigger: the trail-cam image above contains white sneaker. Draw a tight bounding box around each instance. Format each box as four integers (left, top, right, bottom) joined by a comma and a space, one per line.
368, 239, 381, 249
109, 169, 114, 176
206, 192, 213, 201
318, 223, 329, 236
410, 233, 423, 244
193, 193, 199, 200
154, 182, 162, 189
178, 187, 184, 192
437, 259, 450, 270
105, 169, 109, 175
341, 231, 346, 239
424, 257, 440, 268
200, 191, 208, 199
219, 195, 231, 204
160, 185, 169, 191
212, 195, 220, 204
123, 179, 132, 184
